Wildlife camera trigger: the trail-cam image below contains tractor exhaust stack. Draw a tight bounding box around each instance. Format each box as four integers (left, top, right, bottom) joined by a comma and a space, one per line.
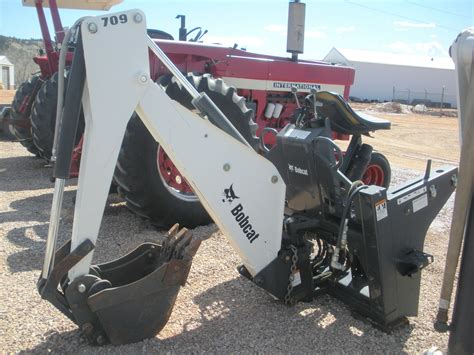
287, 0, 306, 61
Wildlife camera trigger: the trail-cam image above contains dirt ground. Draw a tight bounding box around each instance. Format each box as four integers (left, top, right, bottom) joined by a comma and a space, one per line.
0, 90, 15, 105
342, 103, 460, 171
0, 107, 459, 353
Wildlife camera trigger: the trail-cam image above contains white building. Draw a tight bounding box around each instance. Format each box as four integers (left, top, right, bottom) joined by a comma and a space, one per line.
0, 56, 14, 90
323, 48, 457, 108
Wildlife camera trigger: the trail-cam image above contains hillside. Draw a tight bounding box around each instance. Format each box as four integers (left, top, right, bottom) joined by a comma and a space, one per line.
0, 35, 44, 87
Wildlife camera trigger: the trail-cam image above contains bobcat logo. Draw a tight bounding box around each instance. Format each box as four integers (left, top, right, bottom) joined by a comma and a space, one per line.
222, 184, 239, 203
222, 184, 260, 244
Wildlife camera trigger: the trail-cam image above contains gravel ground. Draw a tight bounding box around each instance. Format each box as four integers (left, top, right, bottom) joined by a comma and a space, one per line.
0, 139, 456, 354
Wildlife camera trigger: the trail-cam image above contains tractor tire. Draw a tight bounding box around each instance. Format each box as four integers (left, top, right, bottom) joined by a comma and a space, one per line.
362, 151, 391, 188
30, 72, 84, 161
114, 73, 257, 228
0, 109, 16, 141
10, 74, 42, 155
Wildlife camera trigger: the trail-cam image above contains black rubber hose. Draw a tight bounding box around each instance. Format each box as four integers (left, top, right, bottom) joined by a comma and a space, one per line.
335, 184, 368, 250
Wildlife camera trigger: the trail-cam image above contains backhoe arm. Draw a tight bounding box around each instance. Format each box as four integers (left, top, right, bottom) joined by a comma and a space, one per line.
38, 10, 286, 345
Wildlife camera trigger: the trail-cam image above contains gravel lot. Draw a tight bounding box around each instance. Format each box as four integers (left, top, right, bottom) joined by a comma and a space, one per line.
0, 137, 456, 353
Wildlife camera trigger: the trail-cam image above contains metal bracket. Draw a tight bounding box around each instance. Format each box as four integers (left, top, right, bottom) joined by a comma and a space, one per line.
396, 250, 434, 276
37, 239, 95, 322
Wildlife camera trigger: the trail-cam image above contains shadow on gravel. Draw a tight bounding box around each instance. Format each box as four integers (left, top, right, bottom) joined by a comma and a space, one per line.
0, 155, 55, 191
151, 278, 414, 353
0, 133, 15, 142
22, 277, 414, 353
2, 192, 59, 223
3, 191, 138, 273
19, 329, 85, 354
3, 191, 75, 273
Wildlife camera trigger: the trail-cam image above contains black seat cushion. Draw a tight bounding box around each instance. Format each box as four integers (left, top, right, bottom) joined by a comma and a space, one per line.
316, 91, 391, 135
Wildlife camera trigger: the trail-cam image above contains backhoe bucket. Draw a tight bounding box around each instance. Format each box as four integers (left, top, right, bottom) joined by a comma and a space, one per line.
38, 224, 201, 345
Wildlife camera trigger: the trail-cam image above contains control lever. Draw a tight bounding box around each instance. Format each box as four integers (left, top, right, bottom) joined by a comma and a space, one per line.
310, 87, 318, 119
291, 86, 300, 108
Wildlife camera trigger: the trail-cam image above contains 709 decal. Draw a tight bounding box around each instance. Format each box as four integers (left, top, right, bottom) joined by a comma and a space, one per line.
101, 14, 128, 27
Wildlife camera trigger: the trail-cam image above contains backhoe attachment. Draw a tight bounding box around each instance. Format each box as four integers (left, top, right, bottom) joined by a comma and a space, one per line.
37, 8, 458, 346
38, 9, 286, 345
38, 225, 201, 345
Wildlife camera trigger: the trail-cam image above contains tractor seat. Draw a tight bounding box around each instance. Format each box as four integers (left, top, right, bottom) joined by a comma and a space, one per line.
316, 91, 391, 135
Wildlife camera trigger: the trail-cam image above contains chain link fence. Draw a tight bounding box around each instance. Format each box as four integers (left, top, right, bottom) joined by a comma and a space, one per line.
392, 86, 457, 115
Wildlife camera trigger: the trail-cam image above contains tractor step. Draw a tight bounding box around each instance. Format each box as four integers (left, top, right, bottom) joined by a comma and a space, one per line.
38, 224, 201, 345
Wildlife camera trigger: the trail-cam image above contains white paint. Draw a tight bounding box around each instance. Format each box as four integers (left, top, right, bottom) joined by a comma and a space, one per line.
284, 127, 311, 139
69, 10, 150, 280
412, 194, 429, 213
325, 48, 453, 69
397, 186, 427, 205
0, 56, 14, 90
264, 103, 276, 119
323, 47, 457, 107
438, 299, 450, 309
68, 10, 286, 280
221, 77, 345, 95
138, 84, 286, 276
291, 270, 302, 287
273, 103, 284, 118
375, 199, 388, 221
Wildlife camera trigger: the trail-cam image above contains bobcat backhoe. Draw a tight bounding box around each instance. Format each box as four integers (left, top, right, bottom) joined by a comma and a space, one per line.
35, 1, 472, 350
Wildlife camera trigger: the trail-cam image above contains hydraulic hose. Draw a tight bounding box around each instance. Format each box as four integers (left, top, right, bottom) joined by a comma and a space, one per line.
331, 181, 367, 270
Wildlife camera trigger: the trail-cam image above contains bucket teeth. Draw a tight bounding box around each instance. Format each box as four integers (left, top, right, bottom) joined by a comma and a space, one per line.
167, 223, 180, 238
158, 224, 184, 262
167, 228, 188, 255
182, 238, 202, 261
173, 230, 192, 257
160, 224, 201, 262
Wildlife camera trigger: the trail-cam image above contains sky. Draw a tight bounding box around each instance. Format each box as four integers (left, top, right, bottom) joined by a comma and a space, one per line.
0, 0, 472, 60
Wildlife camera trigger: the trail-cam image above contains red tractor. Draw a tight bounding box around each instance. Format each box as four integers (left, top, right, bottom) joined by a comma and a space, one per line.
11, 0, 391, 228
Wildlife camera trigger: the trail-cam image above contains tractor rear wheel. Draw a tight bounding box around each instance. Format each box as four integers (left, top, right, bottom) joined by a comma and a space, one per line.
10, 74, 42, 155
362, 151, 391, 188
30, 72, 84, 161
114, 74, 257, 228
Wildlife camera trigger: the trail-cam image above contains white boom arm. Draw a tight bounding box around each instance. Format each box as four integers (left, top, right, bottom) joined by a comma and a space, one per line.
67, 10, 286, 280
435, 27, 474, 328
